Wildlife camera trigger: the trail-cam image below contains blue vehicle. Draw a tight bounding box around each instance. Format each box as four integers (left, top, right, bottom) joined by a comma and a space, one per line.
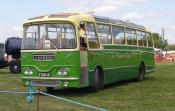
0, 37, 22, 74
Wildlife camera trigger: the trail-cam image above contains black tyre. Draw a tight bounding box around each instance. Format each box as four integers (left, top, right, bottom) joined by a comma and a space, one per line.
137, 63, 145, 81
99, 70, 104, 90
92, 69, 99, 92
46, 87, 54, 93
9, 60, 21, 74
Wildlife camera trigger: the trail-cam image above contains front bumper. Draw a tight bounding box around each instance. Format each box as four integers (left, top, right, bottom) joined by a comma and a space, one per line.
21, 77, 79, 88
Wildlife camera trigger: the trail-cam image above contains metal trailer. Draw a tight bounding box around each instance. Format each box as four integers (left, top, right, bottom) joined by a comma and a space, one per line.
5, 37, 22, 74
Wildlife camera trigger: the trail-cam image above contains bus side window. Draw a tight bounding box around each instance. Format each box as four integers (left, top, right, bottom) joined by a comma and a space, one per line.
137, 31, 147, 47
112, 26, 125, 44
147, 32, 153, 47
85, 23, 100, 49
126, 28, 137, 45
97, 24, 112, 44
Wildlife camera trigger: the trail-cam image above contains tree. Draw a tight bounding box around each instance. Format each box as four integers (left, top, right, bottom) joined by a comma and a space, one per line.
152, 33, 168, 49
164, 44, 175, 51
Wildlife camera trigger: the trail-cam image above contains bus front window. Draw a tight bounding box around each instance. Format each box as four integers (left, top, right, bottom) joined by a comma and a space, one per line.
23, 24, 76, 50
47, 24, 76, 49
23, 25, 44, 50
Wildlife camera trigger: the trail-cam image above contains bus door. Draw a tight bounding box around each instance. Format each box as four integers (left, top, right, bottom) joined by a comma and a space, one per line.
79, 22, 89, 86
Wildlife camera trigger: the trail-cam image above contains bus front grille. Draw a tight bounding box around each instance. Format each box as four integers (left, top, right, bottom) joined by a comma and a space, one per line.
32, 80, 61, 87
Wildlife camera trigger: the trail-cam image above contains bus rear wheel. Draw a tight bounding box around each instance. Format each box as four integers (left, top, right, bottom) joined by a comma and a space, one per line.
92, 68, 100, 92
137, 63, 145, 81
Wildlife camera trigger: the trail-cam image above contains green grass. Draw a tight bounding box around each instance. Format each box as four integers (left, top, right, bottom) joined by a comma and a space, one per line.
1, 62, 175, 111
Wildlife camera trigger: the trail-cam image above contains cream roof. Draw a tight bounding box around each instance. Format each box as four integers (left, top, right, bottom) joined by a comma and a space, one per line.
24, 12, 150, 32
24, 13, 95, 27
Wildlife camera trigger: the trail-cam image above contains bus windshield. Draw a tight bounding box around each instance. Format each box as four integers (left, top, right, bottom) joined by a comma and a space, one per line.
23, 23, 76, 50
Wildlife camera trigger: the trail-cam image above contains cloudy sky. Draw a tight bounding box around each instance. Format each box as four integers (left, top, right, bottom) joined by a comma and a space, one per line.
0, 0, 175, 44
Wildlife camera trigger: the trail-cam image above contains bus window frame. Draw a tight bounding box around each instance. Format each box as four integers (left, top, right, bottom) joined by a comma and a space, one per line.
151, 33, 154, 48
136, 29, 147, 47
85, 20, 153, 49
146, 32, 153, 48
96, 23, 112, 44
23, 21, 78, 50
111, 25, 125, 45
125, 28, 137, 46
84, 22, 100, 49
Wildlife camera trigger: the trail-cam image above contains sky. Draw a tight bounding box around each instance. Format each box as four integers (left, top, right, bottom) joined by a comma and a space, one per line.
0, 0, 175, 44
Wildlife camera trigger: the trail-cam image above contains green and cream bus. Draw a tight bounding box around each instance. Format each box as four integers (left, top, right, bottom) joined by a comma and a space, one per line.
21, 13, 155, 91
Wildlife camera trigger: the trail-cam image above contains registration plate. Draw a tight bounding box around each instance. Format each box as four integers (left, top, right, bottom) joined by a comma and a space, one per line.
39, 73, 51, 77
33, 54, 55, 61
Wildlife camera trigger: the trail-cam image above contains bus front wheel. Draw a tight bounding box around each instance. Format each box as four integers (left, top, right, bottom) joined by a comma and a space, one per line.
92, 68, 100, 92
137, 63, 145, 81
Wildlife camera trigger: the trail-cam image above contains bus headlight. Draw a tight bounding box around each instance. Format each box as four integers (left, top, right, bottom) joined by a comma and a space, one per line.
64, 81, 69, 87
26, 81, 30, 86
58, 68, 68, 76
24, 68, 33, 75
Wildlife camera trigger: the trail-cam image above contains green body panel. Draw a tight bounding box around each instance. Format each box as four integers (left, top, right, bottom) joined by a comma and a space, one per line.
21, 45, 155, 88
88, 45, 155, 85
21, 51, 81, 88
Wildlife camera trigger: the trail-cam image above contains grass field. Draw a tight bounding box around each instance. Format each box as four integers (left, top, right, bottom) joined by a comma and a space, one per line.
0, 62, 175, 111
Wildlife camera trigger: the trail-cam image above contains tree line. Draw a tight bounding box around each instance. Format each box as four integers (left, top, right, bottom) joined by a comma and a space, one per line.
152, 33, 175, 50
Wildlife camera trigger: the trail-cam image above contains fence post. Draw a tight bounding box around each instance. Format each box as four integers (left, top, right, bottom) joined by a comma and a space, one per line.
37, 88, 40, 111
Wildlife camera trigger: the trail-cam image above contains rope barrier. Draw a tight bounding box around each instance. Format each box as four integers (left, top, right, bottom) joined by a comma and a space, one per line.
0, 90, 38, 94
0, 90, 108, 111
0, 81, 108, 111
38, 91, 107, 111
